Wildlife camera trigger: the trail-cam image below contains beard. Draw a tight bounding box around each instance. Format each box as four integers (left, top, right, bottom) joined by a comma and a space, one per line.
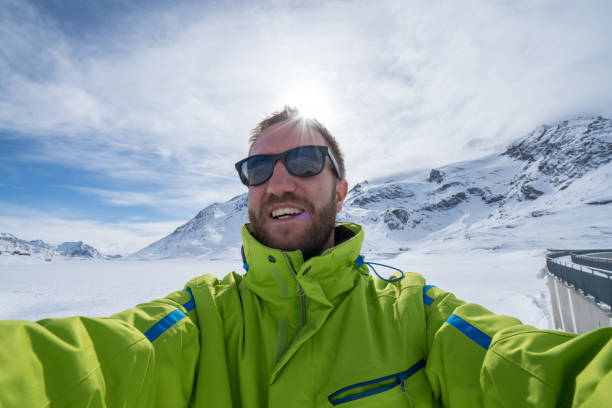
249, 188, 337, 260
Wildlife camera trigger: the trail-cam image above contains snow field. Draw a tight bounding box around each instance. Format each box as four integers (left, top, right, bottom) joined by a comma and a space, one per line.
0, 248, 552, 329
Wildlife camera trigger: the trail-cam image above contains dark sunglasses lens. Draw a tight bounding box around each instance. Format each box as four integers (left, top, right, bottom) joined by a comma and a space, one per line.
242, 156, 274, 186
286, 146, 325, 177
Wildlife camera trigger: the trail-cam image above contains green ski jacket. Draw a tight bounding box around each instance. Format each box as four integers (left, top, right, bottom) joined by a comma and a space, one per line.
0, 223, 610, 407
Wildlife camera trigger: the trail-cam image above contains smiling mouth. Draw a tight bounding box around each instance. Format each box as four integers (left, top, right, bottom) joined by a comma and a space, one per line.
270, 207, 306, 220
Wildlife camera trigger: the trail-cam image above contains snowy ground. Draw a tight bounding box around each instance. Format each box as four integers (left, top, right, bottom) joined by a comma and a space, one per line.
0, 247, 552, 329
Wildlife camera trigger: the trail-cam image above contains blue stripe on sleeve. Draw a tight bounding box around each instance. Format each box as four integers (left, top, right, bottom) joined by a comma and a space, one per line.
423, 285, 436, 305
144, 309, 187, 342
183, 288, 195, 312
446, 314, 492, 350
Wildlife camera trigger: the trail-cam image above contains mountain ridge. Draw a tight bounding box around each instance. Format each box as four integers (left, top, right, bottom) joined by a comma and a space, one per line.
133, 115, 612, 259
0, 233, 112, 261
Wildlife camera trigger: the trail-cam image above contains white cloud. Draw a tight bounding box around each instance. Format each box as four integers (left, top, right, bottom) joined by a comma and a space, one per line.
67, 184, 243, 214
2, 0, 612, 211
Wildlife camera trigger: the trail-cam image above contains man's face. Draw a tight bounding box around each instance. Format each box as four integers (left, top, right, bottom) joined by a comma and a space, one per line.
247, 121, 348, 258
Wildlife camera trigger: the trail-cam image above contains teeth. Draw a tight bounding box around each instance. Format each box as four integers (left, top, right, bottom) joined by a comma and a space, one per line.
272, 207, 304, 218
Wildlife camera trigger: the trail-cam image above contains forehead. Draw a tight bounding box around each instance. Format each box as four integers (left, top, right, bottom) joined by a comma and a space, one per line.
250, 120, 327, 155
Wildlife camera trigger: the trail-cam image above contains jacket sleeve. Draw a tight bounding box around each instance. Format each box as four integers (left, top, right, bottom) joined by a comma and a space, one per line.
0, 288, 200, 408
422, 285, 612, 408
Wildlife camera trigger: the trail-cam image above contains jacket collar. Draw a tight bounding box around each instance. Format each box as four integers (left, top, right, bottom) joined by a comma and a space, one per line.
241, 222, 367, 305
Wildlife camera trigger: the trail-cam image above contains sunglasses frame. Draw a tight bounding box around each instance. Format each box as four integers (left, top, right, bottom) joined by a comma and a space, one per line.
235, 145, 341, 187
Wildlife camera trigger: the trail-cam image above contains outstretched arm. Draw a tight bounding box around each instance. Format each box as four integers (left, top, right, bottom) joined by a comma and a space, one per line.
422, 285, 612, 407
0, 288, 199, 407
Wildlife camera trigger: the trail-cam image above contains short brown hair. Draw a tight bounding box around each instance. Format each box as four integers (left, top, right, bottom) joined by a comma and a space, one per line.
249, 106, 346, 179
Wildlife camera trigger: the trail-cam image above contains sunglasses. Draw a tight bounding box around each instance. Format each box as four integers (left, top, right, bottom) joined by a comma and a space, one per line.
235, 145, 341, 187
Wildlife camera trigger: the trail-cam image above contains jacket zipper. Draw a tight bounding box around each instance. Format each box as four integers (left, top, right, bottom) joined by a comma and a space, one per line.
328, 359, 426, 406
282, 253, 307, 330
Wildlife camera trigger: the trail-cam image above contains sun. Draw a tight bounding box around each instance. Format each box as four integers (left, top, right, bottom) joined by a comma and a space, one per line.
284, 83, 334, 124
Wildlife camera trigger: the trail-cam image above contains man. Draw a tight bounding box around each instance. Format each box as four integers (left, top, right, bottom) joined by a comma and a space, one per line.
0, 107, 610, 407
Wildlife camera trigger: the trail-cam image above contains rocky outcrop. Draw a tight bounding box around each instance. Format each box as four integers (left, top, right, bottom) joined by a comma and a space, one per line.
520, 184, 544, 201
428, 169, 444, 183
348, 183, 415, 208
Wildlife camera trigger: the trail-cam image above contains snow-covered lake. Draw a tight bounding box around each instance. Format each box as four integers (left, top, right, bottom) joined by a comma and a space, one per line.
0, 248, 552, 329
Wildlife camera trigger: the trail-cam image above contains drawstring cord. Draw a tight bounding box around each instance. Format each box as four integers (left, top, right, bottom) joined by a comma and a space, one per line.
241, 246, 404, 282
241, 246, 249, 272
355, 255, 405, 282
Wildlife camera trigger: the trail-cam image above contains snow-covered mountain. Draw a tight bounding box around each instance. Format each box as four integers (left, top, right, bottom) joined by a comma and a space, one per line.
56, 241, 105, 259
134, 194, 248, 259
0, 234, 109, 261
134, 116, 612, 259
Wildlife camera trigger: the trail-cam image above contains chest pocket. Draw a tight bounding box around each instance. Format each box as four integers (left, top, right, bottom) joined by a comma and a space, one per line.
327, 359, 425, 407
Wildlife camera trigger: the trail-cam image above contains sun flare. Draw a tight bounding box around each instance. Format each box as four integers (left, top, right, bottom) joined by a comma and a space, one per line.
284, 83, 334, 124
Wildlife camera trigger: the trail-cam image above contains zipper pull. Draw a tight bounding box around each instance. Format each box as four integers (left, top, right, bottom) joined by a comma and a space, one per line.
398, 373, 414, 407
399, 373, 407, 392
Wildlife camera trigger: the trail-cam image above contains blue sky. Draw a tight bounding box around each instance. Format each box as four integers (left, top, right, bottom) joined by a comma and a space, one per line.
1, 0, 612, 254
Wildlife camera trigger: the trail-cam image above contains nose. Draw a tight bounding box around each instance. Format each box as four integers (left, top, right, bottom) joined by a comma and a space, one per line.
266, 160, 297, 195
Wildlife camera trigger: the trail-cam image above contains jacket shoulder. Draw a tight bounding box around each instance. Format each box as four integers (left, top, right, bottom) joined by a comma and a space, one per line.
185, 272, 244, 321
186, 271, 243, 293
372, 270, 427, 297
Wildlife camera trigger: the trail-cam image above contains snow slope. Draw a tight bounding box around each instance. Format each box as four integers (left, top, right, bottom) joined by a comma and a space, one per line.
133, 194, 247, 259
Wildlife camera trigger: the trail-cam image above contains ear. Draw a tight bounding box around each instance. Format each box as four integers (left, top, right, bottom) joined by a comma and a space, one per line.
334, 179, 349, 213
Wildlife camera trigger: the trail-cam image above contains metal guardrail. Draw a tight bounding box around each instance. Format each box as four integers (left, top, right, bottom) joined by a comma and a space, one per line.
571, 253, 612, 272
547, 248, 612, 256
546, 256, 612, 307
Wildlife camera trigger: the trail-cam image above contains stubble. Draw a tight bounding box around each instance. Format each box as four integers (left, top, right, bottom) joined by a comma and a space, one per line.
249, 188, 337, 260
